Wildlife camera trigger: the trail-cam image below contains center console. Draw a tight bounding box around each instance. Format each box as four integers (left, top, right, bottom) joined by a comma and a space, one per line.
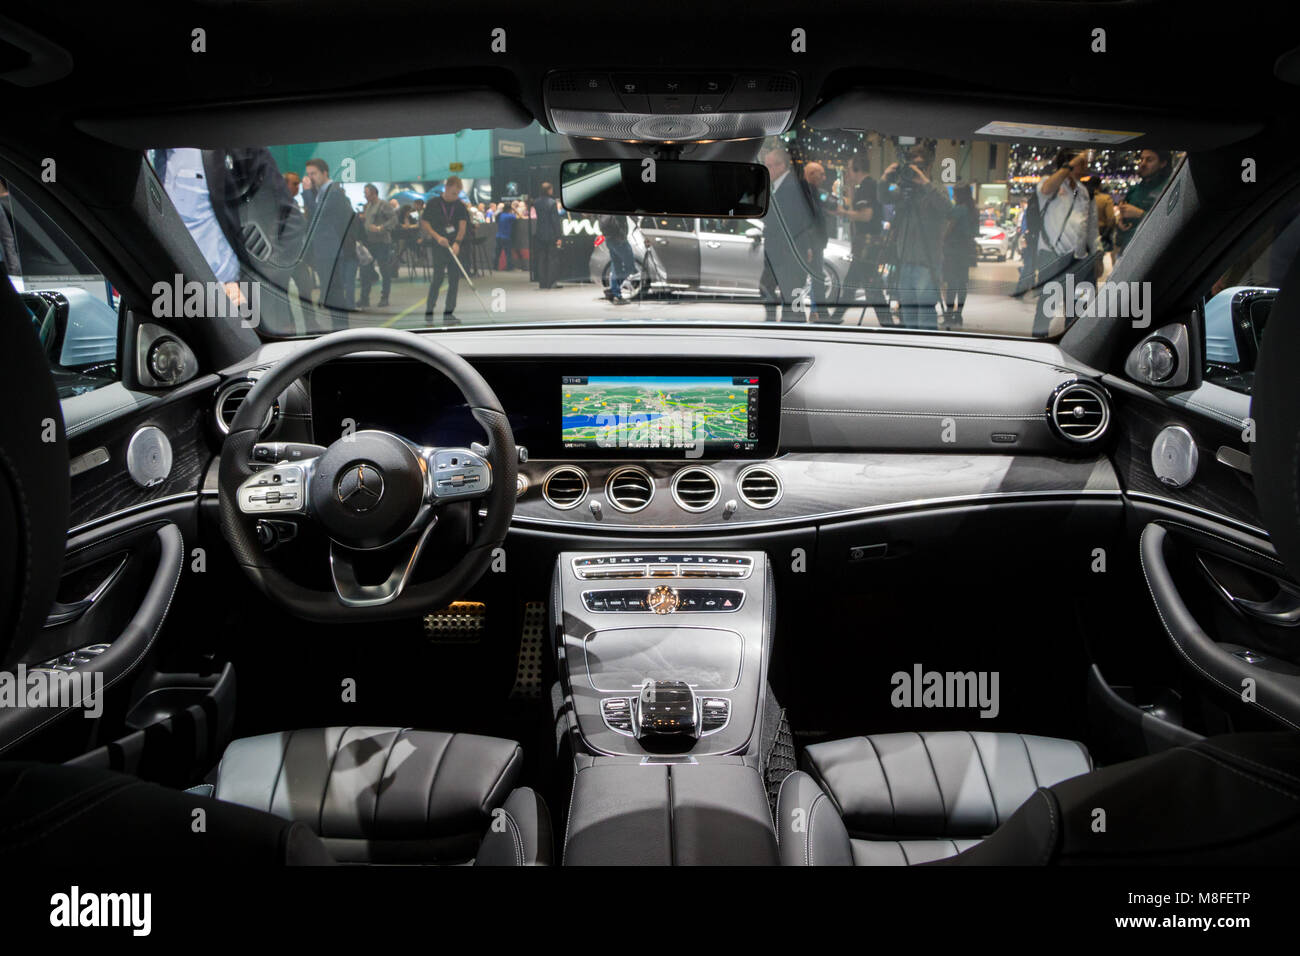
553, 550, 772, 759
550, 550, 780, 864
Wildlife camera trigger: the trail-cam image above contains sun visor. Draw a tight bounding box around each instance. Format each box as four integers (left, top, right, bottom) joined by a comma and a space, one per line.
807, 89, 1261, 152
76, 89, 532, 149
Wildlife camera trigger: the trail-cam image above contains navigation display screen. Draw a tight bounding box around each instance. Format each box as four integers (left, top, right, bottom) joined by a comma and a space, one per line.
561, 374, 760, 455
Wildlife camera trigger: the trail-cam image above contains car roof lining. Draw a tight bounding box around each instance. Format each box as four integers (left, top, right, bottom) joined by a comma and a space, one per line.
75, 88, 532, 150
807, 88, 1263, 152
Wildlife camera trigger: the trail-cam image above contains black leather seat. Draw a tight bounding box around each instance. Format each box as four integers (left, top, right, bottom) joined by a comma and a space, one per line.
779, 731, 1092, 865
778, 731, 1300, 865
203, 726, 551, 865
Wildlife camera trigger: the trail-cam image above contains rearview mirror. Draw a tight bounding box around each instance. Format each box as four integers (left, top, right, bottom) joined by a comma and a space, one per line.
560, 159, 768, 218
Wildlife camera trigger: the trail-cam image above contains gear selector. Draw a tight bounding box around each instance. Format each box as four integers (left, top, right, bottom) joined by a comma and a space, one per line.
634, 680, 698, 738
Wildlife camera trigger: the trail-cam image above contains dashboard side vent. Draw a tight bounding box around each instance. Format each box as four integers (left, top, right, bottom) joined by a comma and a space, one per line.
606, 467, 655, 513
737, 466, 781, 509
1047, 381, 1110, 443
215, 379, 278, 436
672, 467, 720, 512
542, 466, 588, 510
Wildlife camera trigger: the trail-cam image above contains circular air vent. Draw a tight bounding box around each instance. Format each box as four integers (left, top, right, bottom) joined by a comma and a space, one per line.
671, 467, 720, 512
542, 466, 588, 510
737, 465, 782, 509
1047, 381, 1110, 443
605, 466, 655, 513
214, 379, 278, 436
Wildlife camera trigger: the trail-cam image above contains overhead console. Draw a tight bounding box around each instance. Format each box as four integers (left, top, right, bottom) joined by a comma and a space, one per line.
544, 70, 799, 142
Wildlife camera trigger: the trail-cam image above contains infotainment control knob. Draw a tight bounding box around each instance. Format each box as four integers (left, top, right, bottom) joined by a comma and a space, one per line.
646, 585, 680, 614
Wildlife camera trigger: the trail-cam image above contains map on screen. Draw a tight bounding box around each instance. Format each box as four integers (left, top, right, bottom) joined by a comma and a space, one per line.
560, 375, 759, 452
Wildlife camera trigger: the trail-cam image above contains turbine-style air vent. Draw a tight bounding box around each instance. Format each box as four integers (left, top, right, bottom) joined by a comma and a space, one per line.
737, 466, 781, 509
214, 379, 277, 436
672, 468, 720, 512
606, 467, 655, 513
542, 466, 588, 510
1047, 381, 1110, 443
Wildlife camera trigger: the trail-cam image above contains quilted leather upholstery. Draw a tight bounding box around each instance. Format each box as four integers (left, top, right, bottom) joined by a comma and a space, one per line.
797, 731, 1092, 864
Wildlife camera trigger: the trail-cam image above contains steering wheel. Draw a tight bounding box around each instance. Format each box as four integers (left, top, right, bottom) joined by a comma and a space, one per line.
218, 328, 517, 622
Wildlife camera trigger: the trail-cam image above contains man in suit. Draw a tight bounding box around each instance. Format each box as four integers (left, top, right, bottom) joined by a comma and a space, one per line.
759, 145, 817, 321
533, 182, 563, 289
301, 158, 359, 325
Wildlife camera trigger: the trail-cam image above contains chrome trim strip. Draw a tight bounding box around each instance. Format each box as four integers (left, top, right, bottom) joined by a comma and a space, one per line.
517, 489, 1123, 534
1124, 491, 1269, 538
66, 492, 199, 538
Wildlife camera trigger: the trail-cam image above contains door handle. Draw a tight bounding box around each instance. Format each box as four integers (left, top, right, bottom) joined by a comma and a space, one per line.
1197, 553, 1300, 627
705, 241, 722, 248
44, 554, 128, 628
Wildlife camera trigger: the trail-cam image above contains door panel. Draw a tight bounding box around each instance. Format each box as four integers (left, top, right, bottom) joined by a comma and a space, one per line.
1140, 521, 1300, 731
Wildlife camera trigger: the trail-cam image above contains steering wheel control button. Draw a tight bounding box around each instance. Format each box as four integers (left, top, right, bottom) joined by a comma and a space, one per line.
237, 463, 307, 514
431, 448, 492, 500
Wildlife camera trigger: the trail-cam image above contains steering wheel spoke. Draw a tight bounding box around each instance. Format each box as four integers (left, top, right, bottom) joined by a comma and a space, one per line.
328, 516, 439, 608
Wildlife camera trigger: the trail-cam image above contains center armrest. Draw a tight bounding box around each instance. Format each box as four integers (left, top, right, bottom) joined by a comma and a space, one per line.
563, 761, 778, 865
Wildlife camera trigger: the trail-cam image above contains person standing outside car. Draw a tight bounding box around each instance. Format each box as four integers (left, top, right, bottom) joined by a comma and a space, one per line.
879, 141, 949, 330
533, 182, 563, 288
759, 144, 817, 322
359, 183, 397, 308
941, 183, 978, 328
828, 153, 884, 325
1115, 148, 1171, 255
801, 161, 832, 319
1025, 148, 1099, 337
598, 213, 635, 304
494, 203, 518, 270
301, 158, 359, 323
420, 175, 469, 325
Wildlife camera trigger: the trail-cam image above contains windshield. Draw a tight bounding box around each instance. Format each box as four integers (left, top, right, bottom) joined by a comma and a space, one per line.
147, 124, 1180, 339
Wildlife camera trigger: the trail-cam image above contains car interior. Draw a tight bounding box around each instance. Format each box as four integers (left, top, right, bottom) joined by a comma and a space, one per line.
3, 0, 1300, 891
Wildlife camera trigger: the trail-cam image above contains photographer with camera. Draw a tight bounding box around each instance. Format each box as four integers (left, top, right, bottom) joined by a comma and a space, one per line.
1021, 148, 1099, 337
878, 140, 949, 330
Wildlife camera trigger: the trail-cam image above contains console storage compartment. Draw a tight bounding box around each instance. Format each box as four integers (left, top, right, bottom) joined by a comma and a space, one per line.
563, 760, 778, 865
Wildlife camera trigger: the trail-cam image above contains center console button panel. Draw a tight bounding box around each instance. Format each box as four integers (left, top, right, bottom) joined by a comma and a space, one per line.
582, 588, 744, 613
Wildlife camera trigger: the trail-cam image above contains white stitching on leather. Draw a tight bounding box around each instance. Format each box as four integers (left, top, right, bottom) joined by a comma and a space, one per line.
561, 769, 580, 864
1156, 519, 1284, 569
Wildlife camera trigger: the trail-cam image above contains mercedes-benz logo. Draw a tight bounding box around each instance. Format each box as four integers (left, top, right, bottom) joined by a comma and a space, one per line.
335, 462, 385, 513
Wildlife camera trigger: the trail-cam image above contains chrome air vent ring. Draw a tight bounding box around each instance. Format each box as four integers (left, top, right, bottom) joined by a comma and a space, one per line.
605, 466, 655, 513
542, 465, 589, 510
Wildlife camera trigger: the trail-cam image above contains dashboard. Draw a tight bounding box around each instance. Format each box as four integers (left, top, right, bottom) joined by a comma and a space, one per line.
223, 326, 1124, 533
